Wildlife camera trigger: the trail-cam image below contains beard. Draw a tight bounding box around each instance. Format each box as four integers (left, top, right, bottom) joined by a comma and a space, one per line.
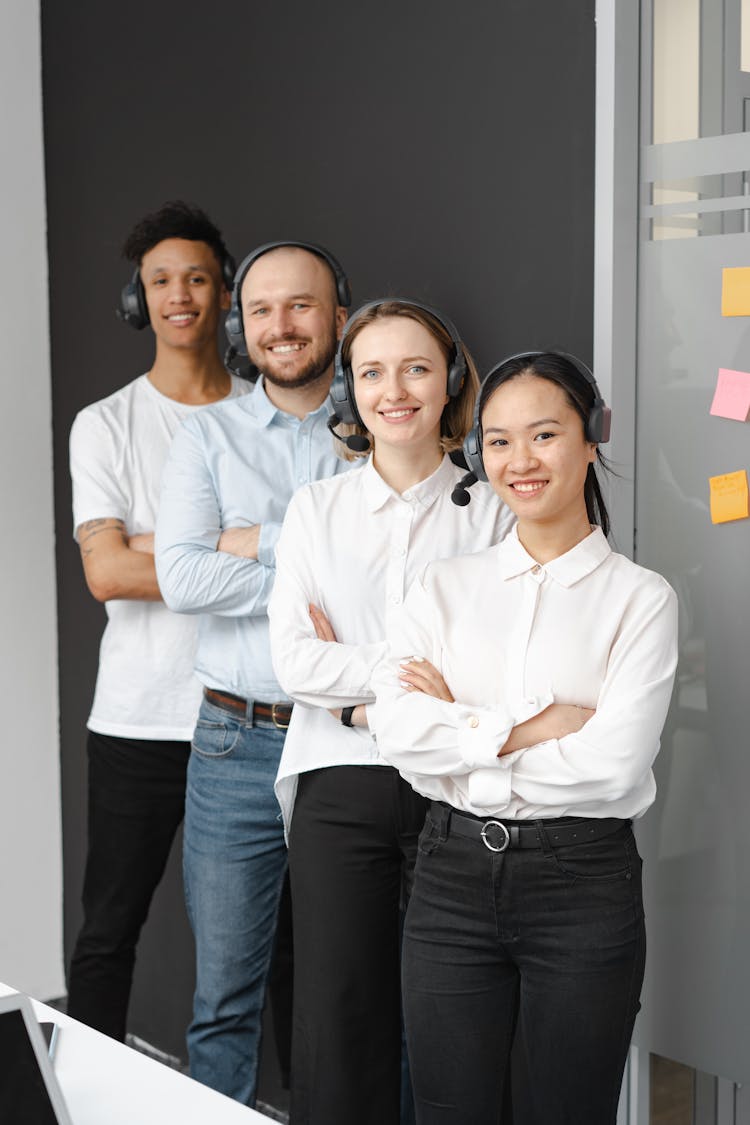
249, 325, 338, 390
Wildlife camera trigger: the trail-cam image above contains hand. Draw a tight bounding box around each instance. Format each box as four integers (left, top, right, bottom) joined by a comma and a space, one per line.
398, 656, 454, 703
217, 525, 261, 559
128, 532, 155, 555
328, 704, 369, 728
309, 603, 337, 642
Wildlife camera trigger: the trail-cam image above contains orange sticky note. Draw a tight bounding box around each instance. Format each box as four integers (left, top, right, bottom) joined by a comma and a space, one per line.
709, 470, 749, 523
722, 268, 750, 316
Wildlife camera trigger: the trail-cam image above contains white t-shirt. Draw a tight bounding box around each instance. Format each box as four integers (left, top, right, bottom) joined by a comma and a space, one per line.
70, 372, 250, 740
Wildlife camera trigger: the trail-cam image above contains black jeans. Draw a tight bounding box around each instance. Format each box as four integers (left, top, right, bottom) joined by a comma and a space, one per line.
66, 731, 189, 1040
403, 803, 645, 1125
288, 765, 428, 1125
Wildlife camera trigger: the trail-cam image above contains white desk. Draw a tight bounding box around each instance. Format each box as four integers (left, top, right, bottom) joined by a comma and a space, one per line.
0, 983, 271, 1124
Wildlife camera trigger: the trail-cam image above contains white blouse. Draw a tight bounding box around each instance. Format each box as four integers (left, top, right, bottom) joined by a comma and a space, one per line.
372, 524, 679, 821
268, 455, 514, 833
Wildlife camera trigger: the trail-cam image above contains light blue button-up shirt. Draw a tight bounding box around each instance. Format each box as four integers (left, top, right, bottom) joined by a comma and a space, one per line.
155, 378, 352, 701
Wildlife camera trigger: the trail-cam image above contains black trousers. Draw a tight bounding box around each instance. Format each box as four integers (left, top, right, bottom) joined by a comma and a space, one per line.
288, 765, 429, 1125
403, 804, 646, 1125
66, 731, 189, 1040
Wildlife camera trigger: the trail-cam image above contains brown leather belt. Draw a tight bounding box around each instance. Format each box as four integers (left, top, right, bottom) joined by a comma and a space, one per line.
203, 687, 293, 730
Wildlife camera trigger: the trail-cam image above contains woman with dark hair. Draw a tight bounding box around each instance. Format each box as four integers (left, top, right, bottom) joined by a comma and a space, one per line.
268, 300, 513, 1125
373, 351, 679, 1125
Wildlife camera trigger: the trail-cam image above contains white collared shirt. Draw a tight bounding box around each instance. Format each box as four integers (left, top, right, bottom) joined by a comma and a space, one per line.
268, 455, 514, 832
372, 524, 679, 820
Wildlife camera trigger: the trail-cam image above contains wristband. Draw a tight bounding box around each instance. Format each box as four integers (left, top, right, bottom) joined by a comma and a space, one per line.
341, 706, 356, 728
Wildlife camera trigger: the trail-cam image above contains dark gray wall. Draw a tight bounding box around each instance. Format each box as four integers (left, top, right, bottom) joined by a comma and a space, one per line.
42, 0, 595, 1068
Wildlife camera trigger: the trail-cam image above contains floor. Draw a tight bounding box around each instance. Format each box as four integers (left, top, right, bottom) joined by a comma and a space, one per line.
650, 1054, 694, 1124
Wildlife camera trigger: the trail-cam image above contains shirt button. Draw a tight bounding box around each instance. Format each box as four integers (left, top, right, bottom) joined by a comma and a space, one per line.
396, 547, 407, 558
468, 716, 479, 729
390, 594, 401, 605
531, 564, 541, 574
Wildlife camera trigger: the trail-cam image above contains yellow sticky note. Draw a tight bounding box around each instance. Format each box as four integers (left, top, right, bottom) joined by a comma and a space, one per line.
709, 470, 749, 523
722, 268, 750, 316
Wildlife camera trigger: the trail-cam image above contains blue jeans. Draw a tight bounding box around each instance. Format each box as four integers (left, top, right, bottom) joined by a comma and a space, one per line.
403, 804, 645, 1125
183, 697, 288, 1106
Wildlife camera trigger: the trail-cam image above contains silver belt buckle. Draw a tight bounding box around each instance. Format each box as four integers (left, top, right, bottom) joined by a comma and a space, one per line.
480, 819, 510, 853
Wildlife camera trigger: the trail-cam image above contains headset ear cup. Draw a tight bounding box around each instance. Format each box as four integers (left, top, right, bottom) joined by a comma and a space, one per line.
337, 276, 352, 308
447, 354, 467, 399
117, 269, 149, 330
329, 353, 363, 427
592, 404, 612, 444
462, 425, 487, 483
224, 305, 248, 357
222, 255, 237, 292
585, 404, 612, 444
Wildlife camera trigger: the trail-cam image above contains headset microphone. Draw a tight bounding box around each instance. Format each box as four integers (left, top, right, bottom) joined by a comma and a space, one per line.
450, 471, 477, 507
327, 413, 371, 453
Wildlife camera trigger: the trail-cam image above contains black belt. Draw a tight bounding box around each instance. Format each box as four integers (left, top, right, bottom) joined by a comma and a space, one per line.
445, 807, 628, 854
203, 688, 293, 730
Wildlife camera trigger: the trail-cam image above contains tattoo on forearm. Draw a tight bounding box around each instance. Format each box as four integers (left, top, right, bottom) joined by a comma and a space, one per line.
79, 518, 126, 556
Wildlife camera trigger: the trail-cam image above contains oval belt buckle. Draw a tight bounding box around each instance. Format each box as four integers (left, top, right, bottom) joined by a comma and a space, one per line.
480, 819, 510, 853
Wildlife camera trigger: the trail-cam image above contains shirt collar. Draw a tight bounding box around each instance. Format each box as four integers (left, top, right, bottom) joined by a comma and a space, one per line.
251, 377, 330, 429
360, 454, 459, 513
496, 524, 611, 587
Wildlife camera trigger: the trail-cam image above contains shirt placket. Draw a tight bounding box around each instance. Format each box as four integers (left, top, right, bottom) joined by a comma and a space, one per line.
384, 498, 414, 629
505, 567, 545, 713
293, 416, 312, 487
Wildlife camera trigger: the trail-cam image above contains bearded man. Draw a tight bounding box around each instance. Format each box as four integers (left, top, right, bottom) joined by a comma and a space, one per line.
155, 241, 351, 1108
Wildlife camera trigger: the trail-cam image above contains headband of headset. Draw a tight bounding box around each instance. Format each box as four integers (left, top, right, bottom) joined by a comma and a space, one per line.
117, 249, 236, 331
462, 350, 611, 486
329, 297, 468, 433
224, 240, 351, 358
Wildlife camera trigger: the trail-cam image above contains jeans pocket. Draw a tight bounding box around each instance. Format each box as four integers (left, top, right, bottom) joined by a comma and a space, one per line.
191, 718, 241, 759
549, 829, 633, 883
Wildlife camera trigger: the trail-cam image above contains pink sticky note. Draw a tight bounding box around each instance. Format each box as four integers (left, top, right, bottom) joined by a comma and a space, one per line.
709, 368, 750, 421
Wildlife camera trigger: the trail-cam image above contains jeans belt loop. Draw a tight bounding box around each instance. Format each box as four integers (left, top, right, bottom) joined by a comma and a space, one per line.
535, 818, 554, 857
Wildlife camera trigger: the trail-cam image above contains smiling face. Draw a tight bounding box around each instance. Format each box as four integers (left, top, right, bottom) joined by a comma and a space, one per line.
240, 247, 346, 390
349, 316, 450, 457
140, 237, 230, 349
481, 373, 596, 536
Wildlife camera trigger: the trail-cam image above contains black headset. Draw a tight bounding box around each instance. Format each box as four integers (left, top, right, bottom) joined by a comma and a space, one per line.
116, 252, 237, 331
224, 240, 351, 360
452, 350, 611, 506
328, 297, 468, 454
